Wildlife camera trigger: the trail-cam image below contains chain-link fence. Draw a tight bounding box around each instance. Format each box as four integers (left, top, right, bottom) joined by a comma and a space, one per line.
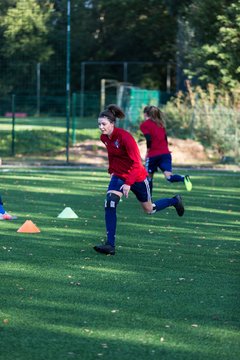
0, 89, 162, 163
1, 91, 239, 164
1, 59, 239, 165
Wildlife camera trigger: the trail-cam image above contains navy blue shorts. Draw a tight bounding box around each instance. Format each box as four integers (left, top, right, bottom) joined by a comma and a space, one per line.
145, 153, 172, 174
108, 175, 151, 203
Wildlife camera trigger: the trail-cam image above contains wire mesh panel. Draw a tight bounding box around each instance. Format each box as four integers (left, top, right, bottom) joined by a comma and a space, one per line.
117, 85, 160, 127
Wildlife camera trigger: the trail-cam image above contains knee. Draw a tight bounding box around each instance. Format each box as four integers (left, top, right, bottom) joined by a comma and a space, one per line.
105, 192, 120, 209
142, 203, 155, 214
165, 172, 172, 182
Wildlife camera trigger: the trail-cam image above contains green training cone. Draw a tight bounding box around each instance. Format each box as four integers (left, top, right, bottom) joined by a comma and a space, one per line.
57, 207, 78, 219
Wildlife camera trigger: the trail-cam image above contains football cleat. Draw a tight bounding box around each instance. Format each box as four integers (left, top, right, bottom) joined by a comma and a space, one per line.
0, 212, 17, 221
93, 244, 115, 255
184, 175, 192, 191
173, 195, 184, 217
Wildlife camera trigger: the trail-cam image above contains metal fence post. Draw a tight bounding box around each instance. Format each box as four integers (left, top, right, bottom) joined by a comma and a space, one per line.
11, 94, 16, 156
80, 62, 85, 117
66, 0, 71, 163
36, 62, 41, 116
72, 92, 77, 145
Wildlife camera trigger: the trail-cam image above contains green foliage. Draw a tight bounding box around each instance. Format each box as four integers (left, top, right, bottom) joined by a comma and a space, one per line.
0, 168, 239, 360
184, 0, 240, 89
163, 83, 240, 158
162, 98, 193, 138
0, 0, 239, 96
0, 0, 54, 96
1, 0, 53, 62
0, 0, 184, 95
0, 0, 240, 116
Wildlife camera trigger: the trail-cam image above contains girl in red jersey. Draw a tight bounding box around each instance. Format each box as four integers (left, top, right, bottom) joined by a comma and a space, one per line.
93, 104, 185, 255
140, 105, 192, 196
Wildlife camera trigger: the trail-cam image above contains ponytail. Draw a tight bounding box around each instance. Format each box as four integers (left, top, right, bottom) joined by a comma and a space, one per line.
99, 104, 125, 123
148, 106, 165, 127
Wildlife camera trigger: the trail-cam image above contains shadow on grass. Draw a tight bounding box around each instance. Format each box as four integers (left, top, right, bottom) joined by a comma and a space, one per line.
0, 169, 239, 360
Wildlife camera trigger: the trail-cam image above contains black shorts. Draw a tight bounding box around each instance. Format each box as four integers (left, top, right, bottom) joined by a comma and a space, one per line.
108, 175, 151, 203
145, 153, 172, 174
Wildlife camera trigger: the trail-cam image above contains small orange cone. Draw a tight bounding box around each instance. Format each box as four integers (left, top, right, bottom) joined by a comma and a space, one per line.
17, 220, 41, 233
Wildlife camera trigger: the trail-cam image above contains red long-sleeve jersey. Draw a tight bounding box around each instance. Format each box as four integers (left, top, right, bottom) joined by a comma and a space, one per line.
140, 119, 170, 157
101, 127, 147, 186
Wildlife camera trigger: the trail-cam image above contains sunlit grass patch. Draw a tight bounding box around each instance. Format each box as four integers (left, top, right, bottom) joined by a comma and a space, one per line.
0, 168, 239, 360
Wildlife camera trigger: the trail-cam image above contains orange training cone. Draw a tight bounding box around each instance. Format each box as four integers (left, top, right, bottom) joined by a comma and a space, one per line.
17, 220, 41, 233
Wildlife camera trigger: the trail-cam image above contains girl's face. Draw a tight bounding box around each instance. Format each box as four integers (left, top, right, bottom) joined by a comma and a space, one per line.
98, 117, 114, 136
143, 112, 148, 120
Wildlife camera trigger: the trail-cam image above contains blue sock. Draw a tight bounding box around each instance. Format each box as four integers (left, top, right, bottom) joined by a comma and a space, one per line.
0, 204, 5, 214
167, 174, 184, 183
153, 197, 177, 212
105, 207, 116, 247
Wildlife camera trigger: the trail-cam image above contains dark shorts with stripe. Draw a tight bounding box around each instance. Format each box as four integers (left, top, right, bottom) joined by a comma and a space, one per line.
108, 175, 151, 203
145, 153, 172, 174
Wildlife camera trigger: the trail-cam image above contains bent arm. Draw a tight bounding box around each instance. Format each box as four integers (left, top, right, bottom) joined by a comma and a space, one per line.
144, 134, 152, 149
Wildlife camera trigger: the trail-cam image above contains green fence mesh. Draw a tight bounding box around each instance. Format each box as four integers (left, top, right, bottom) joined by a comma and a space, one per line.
114, 86, 162, 128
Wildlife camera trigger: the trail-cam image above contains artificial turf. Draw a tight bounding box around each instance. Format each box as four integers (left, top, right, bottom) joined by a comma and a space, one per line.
0, 168, 239, 360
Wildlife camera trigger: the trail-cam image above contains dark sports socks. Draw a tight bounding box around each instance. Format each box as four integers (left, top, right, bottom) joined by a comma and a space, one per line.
105, 207, 116, 247
167, 174, 184, 183
153, 197, 177, 211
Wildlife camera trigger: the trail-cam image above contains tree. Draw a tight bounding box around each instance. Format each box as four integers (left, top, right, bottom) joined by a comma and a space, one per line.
2, 0, 53, 62
71, 0, 188, 90
0, 0, 193, 96
44, 0, 185, 92
183, 0, 240, 89
0, 0, 54, 95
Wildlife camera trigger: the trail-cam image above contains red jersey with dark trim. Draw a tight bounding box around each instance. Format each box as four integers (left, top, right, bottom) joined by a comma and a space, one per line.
140, 119, 170, 157
101, 127, 147, 186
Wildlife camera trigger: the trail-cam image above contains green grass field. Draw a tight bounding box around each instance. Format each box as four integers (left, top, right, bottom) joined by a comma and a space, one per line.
0, 115, 97, 130
0, 168, 239, 360
0, 116, 100, 160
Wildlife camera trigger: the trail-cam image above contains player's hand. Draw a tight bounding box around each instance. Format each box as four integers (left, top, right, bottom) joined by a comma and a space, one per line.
120, 184, 131, 198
